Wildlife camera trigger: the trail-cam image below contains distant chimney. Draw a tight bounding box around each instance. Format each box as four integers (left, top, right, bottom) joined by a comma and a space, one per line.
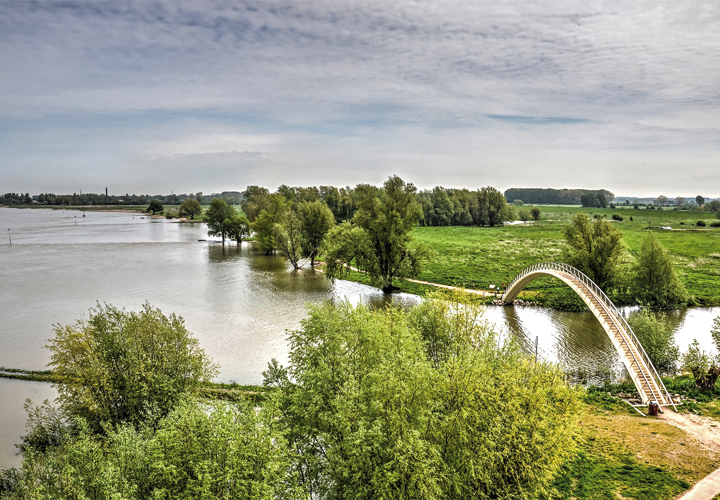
106, 187, 108, 199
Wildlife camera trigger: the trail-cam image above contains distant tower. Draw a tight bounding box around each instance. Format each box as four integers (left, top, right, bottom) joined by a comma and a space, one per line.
106, 187, 108, 200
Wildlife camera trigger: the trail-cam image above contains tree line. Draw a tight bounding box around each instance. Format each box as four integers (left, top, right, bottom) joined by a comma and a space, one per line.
0, 191, 242, 206
503, 187, 615, 205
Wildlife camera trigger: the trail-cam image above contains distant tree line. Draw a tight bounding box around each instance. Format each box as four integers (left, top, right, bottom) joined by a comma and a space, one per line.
503, 188, 615, 205
0, 191, 243, 206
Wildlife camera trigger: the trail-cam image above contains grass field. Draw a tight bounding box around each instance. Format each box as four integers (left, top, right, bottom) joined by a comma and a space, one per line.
410, 205, 720, 305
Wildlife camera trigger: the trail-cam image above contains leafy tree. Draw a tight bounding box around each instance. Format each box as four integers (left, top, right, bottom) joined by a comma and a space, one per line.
223, 215, 251, 244
531, 206, 541, 221
251, 194, 288, 255
682, 340, 720, 392
10, 398, 295, 500
298, 200, 335, 267
513, 199, 524, 205
241, 185, 271, 222
656, 195, 668, 206
178, 199, 202, 220
46, 303, 217, 430
273, 209, 304, 269
147, 199, 164, 215
675, 196, 686, 207
205, 198, 236, 243
596, 192, 608, 208
518, 209, 531, 222
271, 298, 580, 500
628, 309, 680, 375
195, 191, 203, 204
708, 200, 720, 212
473, 186, 509, 226
324, 175, 431, 292
632, 232, 688, 309
696, 195, 705, 206
562, 213, 625, 291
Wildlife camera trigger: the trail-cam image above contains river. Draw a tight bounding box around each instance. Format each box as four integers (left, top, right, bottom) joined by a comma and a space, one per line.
1, 206, 718, 468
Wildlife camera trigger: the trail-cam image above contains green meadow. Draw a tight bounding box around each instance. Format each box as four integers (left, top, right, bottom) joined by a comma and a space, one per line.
410, 205, 720, 305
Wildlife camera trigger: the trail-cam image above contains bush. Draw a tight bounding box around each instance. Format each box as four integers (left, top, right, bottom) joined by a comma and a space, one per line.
697, 220, 707, 227
632, 232, 688, 310
711, 221, 720, 228
628, 309, 679, 375
47, 303, 218, 430
612, 213, 623, 221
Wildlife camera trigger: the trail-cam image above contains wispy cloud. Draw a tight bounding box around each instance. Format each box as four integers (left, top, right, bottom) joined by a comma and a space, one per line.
0, 1, 718, 195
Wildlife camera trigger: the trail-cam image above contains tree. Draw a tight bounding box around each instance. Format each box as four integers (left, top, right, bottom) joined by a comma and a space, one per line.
273, 209, 304, 269
474, 186, 509, 226
298, 200, 335, 267
46, 303, 217, 430
682, 340, 720, 392
696, 195, 705, 206
251, 194, 288, 254
195, 191, 203, 204
513, 199, 524, 206
271, 298, 580, 499
675, 197, 686, 207
324, 175, 431, 292
531, 206, 541, 221
656, 195, 668, 206
223, 215, 251, 244
178, 199, 202, 220
205, 198, 236, 243
147, 199, 164, 215
628, 309, 680, 375
518, 209, 530, 222
632, 232, 688, 309
562, 213, 625, 291
708, 200, 720, 212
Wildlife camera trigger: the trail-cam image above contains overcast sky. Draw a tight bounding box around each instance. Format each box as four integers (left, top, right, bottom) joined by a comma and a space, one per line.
1, 1, 718, 197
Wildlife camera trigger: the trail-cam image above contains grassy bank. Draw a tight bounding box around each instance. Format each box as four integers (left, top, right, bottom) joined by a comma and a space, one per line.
409, 205, 720, 305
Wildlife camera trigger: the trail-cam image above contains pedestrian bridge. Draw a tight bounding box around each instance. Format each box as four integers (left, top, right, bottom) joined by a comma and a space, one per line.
502, 262, 675, 410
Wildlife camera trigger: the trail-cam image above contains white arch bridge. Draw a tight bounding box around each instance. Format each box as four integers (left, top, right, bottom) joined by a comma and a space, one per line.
502, 262, 675, 411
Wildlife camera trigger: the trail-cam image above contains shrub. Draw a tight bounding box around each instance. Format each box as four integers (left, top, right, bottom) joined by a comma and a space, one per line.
612, 214, 623, 221
628, 310, 679, 375
710, 221, 720, 228
697, 220, 707, 227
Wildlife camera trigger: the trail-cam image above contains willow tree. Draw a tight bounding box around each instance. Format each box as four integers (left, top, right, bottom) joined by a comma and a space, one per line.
562, 213, 625, 291
632, 232, 688, 309
324, 175, 430, 292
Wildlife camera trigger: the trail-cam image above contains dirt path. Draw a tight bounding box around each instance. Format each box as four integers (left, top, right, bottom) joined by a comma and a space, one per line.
661, 411, 720, 499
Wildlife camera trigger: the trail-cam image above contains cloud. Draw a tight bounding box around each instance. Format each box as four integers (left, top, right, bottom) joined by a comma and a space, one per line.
0, 1, 718, 196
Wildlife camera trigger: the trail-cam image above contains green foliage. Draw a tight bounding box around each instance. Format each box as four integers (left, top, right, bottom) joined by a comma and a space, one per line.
697, 220, 707, 227
627, 309, 680, 375
325, 175, 431, 292
542, 287, 589, 312
475, 186, 510, 226
513, 199, 524, 205
205, 198, 236, 243
273, 297, 581, 499
223, 214, 251, 243
531, 206, 541, 221
563, 213, 625, 291
632, 233, 688, 309
297, 200, 335, 266
518, 208, 531, 222
147, 199, 164, 215
178, 199, 202, 220
681, 339, 720, 392
47, 303, 217, 430
7, 398, 296, 500
251, 194, 288, 254
273, 209, 304, 269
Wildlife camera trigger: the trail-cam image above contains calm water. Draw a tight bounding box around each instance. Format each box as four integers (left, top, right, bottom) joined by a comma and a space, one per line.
1, 207, 718, 468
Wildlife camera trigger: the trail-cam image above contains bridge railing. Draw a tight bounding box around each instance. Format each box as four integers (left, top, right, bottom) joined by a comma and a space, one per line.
503, 262, 675, 410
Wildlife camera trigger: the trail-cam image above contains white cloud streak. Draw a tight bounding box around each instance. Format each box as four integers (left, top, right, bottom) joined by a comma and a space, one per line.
0, 1, 718, 195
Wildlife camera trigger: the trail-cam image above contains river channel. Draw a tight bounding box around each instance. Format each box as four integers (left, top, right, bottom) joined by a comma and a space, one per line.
1, 207, 719, 468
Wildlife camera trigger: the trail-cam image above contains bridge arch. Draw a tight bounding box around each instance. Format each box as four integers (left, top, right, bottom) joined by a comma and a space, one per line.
502, 262, 675, 410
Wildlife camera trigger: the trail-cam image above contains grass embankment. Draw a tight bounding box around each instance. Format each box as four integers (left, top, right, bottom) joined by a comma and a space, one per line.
405, 205, 720, 305
0, 367, 271, 404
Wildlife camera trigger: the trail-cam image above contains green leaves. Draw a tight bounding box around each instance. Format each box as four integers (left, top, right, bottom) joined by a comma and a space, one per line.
47, 303, 218, 430
632, 232, 688, 310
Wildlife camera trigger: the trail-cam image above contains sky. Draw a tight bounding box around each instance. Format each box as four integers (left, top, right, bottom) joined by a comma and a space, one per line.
0, 1, 718, 197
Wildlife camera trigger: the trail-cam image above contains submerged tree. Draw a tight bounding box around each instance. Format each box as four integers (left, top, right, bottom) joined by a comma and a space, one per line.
298, 200, 335, 267
324, 175, 431, 292
147, 199, 164, 215
223, 214, 251, 244
632, 232, 688, 309
273, 209, 304, 269
205, 198, 236, 243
